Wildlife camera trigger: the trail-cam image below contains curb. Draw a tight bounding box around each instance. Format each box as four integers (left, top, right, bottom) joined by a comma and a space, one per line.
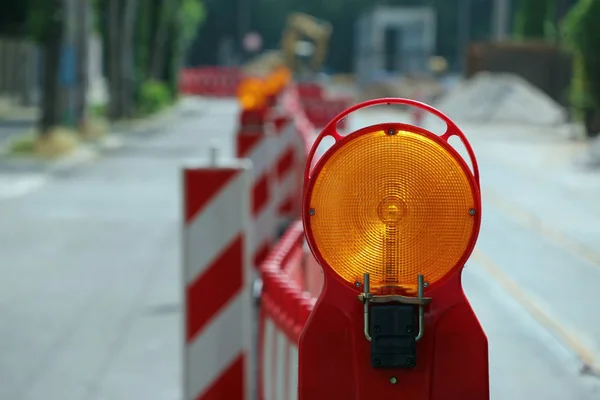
0, 103, 183, 174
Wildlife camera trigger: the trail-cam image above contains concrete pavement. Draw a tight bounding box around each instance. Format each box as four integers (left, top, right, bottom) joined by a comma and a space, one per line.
0, 97, 599, 399
0, 97, 237, 400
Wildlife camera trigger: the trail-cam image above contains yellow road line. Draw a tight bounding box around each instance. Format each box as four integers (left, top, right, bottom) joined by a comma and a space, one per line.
472, 248, 600, 376
482, 186, 600, 268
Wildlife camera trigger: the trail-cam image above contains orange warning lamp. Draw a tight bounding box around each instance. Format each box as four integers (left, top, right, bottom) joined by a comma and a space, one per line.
237, 77, 267, 111
299, 98, 489, 400
307, 129, 477, 294
264, 67, 292, 103
264, 73, 281, 97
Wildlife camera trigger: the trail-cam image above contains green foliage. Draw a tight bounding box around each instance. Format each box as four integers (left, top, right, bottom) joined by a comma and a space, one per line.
26, 0, 60, 42
179, 0, 206, 46
513, 0, 552, 40
138, 80, 172, 116
8, 132, 36, 155
90, 103, 107, 118
91, 0, 105, 33
563, 0, 600, 110
165, 0, 206, 96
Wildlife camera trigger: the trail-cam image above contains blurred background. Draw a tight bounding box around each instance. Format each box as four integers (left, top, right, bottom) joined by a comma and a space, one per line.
1, 0, 600, 399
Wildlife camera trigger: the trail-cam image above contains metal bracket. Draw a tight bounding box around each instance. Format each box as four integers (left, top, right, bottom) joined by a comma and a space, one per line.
358, 273, 432, 342
252, 277, 263, 307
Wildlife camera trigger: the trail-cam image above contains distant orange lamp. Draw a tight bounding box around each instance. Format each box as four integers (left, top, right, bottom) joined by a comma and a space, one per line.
237, 77, 267, 110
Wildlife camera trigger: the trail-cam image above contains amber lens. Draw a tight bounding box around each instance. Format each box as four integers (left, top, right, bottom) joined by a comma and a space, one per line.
308, 128, 476, 292
237, 78, 266, 110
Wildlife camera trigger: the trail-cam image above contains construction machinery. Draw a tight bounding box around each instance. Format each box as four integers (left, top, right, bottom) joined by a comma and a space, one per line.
281, 12, 332, 77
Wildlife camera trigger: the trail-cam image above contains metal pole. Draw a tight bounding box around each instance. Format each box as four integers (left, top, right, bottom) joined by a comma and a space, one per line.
493, 0, 510, 41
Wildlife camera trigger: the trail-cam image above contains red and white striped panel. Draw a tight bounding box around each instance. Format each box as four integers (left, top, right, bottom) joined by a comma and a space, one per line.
237, 129, 278, 269
261, 316, 299, 400
270, 115, 305, 225
182, 160, 254, 400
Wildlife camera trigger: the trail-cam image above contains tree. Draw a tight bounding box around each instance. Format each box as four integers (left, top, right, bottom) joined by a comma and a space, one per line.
563, 0, 600, 133
150, 0, 180, 80
120, 0, 139, 118
75, 0, 91, 130
28, 0, 65, 135
513, 0, 553, 40
96, 0, 206, 119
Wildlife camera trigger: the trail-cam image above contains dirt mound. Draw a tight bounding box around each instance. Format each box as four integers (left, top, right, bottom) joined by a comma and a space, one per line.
432, 72, 567, 126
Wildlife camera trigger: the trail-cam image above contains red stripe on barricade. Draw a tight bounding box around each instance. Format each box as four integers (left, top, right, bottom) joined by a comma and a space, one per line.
195, 353, 246, 400
277, 148, 295, 181
237, 133, 263, 158
186, 235, 244, 342
184, 170, 239, 222
252, 174, 270, 215
278, 196, 294, 214
254, 241, 271, 269
273, 116, 289, 135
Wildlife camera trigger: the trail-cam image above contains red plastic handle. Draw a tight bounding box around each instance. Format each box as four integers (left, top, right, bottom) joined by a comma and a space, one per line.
303, 97, 480, 188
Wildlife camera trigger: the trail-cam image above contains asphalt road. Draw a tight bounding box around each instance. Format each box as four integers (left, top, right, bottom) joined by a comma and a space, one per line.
0, 98, 599, 399
350, 107, 600, 399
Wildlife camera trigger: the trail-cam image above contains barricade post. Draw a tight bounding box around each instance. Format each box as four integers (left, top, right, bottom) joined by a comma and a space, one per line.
297, 97, 490, 399
182, 153, 254, 400
236, 105, 278, 270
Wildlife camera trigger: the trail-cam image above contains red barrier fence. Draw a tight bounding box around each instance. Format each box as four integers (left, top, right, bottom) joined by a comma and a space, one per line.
259, 221, 312, 400
301, 97, 351, 130
182, 71, 489, 399
179, 66, 243, 97
296, 82, 323, 100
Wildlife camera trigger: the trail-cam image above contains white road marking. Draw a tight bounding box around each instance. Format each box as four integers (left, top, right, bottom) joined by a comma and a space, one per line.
0, 173, 48, 201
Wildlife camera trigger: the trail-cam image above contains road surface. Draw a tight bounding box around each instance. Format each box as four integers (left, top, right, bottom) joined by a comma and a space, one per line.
0, 97, 599, 399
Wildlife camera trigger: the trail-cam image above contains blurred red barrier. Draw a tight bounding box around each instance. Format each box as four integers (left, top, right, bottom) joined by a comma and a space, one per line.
302, 97, 352, 130
296, 82, 323, 100
179, 66, 243, 97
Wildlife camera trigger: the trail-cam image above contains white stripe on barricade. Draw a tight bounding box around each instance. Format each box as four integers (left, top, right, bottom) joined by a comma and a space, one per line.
288, 346, 299, 400
182, 158, 254, 400
275, 329, 287, 400
258, 222, 311, 400
237, 129, 278, 269
261, 315, 299, 400
262, 317, 276, 400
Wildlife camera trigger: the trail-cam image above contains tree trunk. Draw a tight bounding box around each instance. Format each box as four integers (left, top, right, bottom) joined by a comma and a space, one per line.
150, 0, 178, 80
145, 0, 160, 77
75, 0, 90, 128
39, 0, 65, 136
120, 0, 139, 118
107, 0, 122, 120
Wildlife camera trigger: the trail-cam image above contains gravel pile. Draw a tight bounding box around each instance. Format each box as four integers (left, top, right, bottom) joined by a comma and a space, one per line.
432, 72, 567, 126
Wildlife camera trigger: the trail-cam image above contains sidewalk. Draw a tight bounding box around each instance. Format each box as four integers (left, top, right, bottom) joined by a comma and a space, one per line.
0, 100, 189, 202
